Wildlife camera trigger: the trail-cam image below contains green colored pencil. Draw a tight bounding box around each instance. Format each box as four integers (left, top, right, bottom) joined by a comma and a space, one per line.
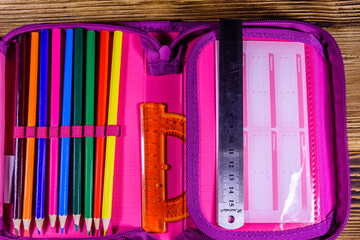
84, 30, 95, 235
72, 27, 84, 231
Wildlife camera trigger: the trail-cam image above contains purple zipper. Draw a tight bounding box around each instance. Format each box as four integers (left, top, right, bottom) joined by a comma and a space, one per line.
169, 22, 218, 49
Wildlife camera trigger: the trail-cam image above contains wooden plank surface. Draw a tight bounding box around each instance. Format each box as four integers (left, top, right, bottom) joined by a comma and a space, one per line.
0, 0, 359, 238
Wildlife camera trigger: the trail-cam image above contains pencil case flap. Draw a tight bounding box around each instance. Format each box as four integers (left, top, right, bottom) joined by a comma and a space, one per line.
185, 20, 349, 240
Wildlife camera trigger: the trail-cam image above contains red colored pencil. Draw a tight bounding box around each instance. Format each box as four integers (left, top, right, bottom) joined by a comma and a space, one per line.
93, 30, 110, 234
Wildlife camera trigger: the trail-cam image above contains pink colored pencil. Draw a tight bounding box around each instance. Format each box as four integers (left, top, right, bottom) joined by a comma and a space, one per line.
49, 28, 61, 229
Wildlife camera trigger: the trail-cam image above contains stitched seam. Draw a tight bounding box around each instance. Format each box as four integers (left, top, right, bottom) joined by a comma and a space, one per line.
305, 44, 320, 222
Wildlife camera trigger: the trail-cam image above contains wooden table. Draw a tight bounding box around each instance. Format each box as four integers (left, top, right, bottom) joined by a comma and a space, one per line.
0, 0, 359, 238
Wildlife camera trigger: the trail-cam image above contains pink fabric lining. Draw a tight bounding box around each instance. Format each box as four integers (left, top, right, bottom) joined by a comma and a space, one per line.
12, 125, 121, 138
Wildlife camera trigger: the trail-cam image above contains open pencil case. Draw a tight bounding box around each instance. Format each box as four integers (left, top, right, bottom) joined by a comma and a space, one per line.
0, 20, 350, 240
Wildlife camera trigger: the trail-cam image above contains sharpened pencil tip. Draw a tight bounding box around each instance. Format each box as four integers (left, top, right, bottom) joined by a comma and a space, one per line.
95, 230, 98, 236
24, 230, 28, 237
61, 228, 64, 234
87, 231, 90, 236
38, 229, 41, 235
104, 229, 107, 236
75, 224, 78, 232
15, 229, 18, 238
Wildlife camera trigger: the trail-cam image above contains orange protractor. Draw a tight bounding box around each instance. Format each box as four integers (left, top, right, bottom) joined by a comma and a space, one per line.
141, 103, 189, 233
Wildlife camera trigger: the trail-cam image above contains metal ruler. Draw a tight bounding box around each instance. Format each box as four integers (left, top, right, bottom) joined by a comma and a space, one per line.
140, 103, 188, 233
217, 19, 244, 229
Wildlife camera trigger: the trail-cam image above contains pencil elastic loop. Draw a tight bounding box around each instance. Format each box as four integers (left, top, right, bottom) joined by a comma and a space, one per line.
84, 125, 95, 137
25, 126, 36, 138
13, 125, 121, 138
49, 126, 60, 138
60, 126, 71, 138
106, 125, 121, 137
13, 126, 25, 138
95, 126, 105, 137
72, 125, 83, 138
36, 126, 48, 138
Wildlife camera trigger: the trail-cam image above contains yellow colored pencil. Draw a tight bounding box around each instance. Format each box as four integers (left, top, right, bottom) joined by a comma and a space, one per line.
102, 30, 123, 236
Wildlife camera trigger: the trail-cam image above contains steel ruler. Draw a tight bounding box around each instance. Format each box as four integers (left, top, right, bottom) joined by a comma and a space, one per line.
216, 19, 244, 229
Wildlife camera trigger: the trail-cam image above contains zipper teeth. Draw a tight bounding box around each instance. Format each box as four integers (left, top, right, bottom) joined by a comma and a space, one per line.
170, 23, 218, 48
1, 22, 161, 47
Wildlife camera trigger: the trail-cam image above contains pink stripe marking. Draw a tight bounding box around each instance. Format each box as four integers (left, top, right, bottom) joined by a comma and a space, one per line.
300, 132, 307, 210
297, 54, 305, 128
243, 53, 247, 128
269, 53, 276, 128
49, 28, 61, 216
243, 131, 249, 211
271, 131, 278, 210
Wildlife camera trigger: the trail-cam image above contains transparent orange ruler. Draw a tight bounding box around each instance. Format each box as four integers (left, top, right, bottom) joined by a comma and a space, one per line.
141, 103, 188, 233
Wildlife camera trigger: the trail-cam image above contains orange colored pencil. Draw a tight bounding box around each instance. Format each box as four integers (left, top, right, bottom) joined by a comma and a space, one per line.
22, 32, 39, 237
93, 30, 109, 234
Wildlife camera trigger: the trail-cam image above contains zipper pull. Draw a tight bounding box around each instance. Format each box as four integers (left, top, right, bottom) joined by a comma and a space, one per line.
140, 37, 185, 76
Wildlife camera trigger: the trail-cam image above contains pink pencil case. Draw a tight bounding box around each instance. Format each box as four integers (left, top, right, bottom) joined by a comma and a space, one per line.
0, 20, 350, 240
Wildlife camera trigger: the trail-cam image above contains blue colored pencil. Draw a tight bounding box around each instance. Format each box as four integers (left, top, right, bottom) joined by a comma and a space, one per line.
35, 29, 49, 234
59, 29, 74, 234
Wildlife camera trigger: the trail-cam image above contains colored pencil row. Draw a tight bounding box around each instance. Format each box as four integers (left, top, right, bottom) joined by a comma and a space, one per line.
12, 28, 123, 237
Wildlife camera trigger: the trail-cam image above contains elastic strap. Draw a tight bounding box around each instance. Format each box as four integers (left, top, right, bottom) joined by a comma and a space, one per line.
13, 125, 121, 138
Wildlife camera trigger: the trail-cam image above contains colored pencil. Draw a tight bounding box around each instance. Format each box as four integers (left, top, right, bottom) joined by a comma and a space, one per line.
102, 30, 123, 236
94, 30, 109, 235
22, 32, 39, 237
49, 28, 61, 229
59, 29, 74, 234
84, 30, 95, 235
35, 29, 49, 234
13, 34, 27, 238
72, 27, 84, 231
